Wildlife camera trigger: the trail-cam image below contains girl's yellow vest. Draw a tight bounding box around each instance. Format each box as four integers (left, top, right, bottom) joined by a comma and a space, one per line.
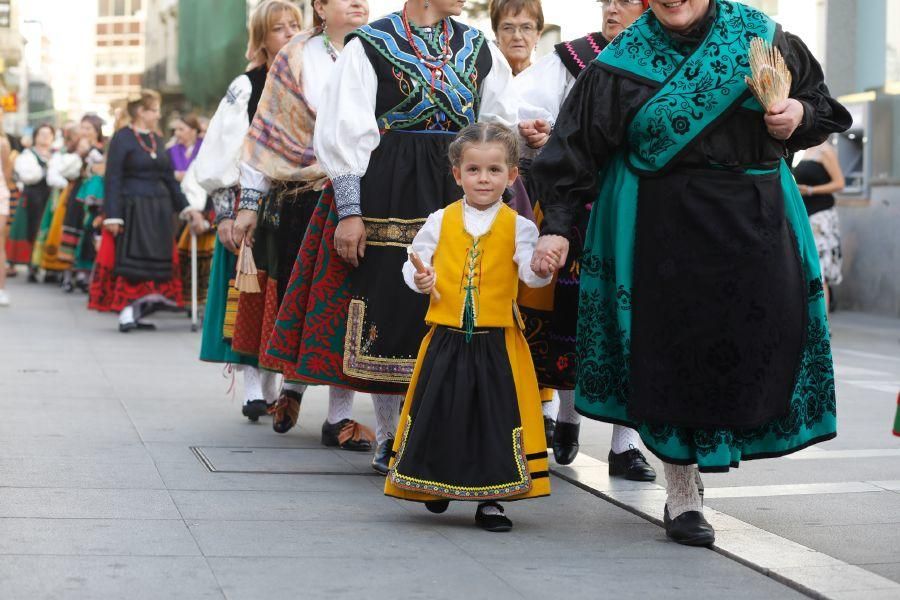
425, 200, 520, 329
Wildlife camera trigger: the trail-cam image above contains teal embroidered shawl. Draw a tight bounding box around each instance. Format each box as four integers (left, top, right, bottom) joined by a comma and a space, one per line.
596, 0, 777, 174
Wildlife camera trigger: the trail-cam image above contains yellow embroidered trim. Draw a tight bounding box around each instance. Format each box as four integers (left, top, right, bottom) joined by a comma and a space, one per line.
389, 416, 532, 499
342, 299, 416, 383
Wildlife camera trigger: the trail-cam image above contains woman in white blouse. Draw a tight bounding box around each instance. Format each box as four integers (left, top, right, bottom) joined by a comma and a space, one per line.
193, 0, 302, 422
228, 0, 375, 442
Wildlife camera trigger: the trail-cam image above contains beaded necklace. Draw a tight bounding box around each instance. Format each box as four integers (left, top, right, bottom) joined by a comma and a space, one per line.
321, 29, 339, 63
131, 126, 158, 160
401, 3, 452, 92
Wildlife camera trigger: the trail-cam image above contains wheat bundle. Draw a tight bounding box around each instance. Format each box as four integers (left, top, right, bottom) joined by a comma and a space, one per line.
234, 242, 261, 293
407, 247, 441, 302
745, 37, 792, 112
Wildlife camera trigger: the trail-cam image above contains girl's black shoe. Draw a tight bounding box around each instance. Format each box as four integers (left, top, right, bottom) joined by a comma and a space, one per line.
475, 502, 512, 532
425, 500, 450, 514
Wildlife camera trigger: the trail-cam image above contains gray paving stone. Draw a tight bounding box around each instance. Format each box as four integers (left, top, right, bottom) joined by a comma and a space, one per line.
768, 524, 900, 569
0, 556, 222, 600
706, 492, 900, 528
188, 520, 462, 558
478, 555, 808, 600
860, 564, 900, 585
0, 518, 200, 556
171, 489, 409, 522
0, 455, 165, 489
155, 458, 380, 493
0, 488, 181, 520
209, 556, 522, 600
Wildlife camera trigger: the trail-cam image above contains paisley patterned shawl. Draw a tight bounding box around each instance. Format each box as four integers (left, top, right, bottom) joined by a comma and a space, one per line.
351, 13, 485, 131
596, 0, 776, 174
242, 29, 320, 182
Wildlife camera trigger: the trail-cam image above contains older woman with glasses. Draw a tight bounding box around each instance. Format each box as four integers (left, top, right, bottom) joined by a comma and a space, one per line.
490, 0, 544, 76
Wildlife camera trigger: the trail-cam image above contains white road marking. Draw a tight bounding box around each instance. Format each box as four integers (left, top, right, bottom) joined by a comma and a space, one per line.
552, 453, 900, 600
787, 448, 900, 460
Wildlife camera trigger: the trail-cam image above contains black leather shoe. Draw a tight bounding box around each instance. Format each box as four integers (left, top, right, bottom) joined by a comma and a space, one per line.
425, 500, 450, 514
543, 417, 556, 449
242, 399, 268, 423
664, 505, 715, 547
322, 419, 373, 452
371, 437, 394, 475
475, 502, 513, 532
608, 448, 657, 481
552, 421, 580, 465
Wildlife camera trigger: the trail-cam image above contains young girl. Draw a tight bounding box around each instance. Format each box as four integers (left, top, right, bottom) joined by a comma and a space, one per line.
384, 123, 556, 532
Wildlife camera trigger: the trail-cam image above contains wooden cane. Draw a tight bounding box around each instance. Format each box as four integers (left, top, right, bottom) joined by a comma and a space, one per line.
408, 248, 441, 302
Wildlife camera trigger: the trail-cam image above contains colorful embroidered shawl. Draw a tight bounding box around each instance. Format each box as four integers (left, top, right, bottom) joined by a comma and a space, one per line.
242, 29, 320, 182
352, 14, 486, 131
597, 0, 776, 174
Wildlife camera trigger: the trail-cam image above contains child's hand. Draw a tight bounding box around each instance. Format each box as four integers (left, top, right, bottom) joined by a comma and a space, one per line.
414, 267, 436, 294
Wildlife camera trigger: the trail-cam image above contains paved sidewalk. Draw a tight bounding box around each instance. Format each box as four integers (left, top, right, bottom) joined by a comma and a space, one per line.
0, 277, 809, 600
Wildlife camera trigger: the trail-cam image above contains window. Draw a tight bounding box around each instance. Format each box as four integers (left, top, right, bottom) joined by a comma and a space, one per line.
888, 1, 900, 84
114, 0, 126, 16
131, 0, 142, 14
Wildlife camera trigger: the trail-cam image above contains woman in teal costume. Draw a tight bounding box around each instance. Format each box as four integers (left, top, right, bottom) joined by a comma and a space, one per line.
528, 0, 850, 546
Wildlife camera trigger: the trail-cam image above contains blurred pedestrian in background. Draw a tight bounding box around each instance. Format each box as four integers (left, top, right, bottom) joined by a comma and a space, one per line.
9, 124, 56, 282
89, 89, 206, 332
796, 140, 845, 314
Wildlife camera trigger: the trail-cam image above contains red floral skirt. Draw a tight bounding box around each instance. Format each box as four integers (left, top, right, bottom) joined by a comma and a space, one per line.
264, 187, 404, 394
88, 230, 184, 312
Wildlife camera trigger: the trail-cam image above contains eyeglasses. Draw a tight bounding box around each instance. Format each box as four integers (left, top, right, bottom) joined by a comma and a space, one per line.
498, 23, 539, 36
598, 0, 645, 7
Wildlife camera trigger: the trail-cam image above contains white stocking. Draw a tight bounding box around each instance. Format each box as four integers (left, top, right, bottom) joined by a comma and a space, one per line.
542, 392, 559, 419
260, 370, 281, 403
556, 389, 582, 425
664, 463, 702, 519
327, 387, 355, 424
240, 366, 263, 405
372, 394, 403, 445
611, 425, 643, 454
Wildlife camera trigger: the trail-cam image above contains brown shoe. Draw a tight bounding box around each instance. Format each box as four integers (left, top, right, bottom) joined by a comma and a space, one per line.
322, 419, 374, 452
269, 390, 302, 434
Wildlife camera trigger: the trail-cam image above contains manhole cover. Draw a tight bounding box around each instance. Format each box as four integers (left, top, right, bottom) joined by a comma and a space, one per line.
190, 447, 377, 476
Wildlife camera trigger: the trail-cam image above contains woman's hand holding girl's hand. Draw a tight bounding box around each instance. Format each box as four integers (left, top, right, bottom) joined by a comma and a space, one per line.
104, 222, 122, 236
531, 235, 569, 278
414, 267, 436, 294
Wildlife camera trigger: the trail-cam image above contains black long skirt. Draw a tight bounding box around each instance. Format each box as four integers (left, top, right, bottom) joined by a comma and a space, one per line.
114, 194, 176, 282
389, 327, 532, 500
629, 168, 806, 429
346, 130, 462, 383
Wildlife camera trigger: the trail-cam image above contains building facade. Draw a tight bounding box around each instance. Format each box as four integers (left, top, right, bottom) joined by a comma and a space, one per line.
94, 0, 146, 112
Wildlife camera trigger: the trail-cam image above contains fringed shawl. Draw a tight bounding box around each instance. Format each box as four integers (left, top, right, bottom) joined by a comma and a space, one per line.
242, 29, 321, 182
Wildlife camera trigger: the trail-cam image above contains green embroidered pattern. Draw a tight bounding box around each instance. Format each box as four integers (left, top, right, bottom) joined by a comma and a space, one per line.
597, 0, 776, 173
461, 238, 481, 342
